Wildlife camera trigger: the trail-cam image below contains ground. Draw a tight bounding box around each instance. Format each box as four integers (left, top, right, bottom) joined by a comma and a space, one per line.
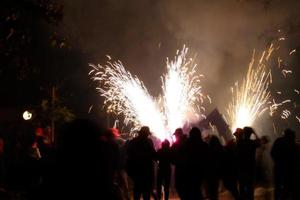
151, 187, 274, 200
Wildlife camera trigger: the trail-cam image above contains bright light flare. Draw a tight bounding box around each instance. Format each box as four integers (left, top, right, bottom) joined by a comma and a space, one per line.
90, 47, 205, 140
89, 60, 167, 140
227, 45, 274, 131
162, 47, 203, 133
23, 110, 32, 120
234, 106, 251, 129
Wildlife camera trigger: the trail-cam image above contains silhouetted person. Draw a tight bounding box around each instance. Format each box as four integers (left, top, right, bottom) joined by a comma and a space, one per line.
207, 135, 224, 200
237, 127, 260, 200
171, 128, 187, 200
126, 126, 156, 200
105, 128, 129, 200
185, 127, 209, 200
156, 139, 172, 200
20, 128, 42, 197
255, 135, 270, 187
271, 128, 298, 200
30, 129, 56, 200
222, 128, 243, 200
53, 119, 118, 199
5, 127, 42, 199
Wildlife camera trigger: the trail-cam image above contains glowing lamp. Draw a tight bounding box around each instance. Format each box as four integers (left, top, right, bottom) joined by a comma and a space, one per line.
23, 110, 32, 120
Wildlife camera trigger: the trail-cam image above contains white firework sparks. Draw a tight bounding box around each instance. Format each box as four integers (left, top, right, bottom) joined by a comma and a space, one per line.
162, 47, 203, 134
90, 47, 205, 140
296, 116, 300, 123
281, 109, 291, 119
281, 69, 293, 78
289, 49, 296, 55
269, 99, 291, 116
89, 60, 167, 140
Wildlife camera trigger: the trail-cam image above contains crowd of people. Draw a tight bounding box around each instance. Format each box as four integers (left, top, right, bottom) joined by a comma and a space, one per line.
0, 119, 299, 200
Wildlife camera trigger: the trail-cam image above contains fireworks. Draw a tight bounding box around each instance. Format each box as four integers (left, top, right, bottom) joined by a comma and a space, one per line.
289, 49, 296, 55
90, 47, 205, 140
269, 99, 291, 116
281, 109, 291, 119
226, 41, 299, 131
296, 116, 300, 123
162, 47, 204, 133
90, 41, 298, 139
281, 69, 293, 78
89, 59, 166, 140
226, 45, 274, 131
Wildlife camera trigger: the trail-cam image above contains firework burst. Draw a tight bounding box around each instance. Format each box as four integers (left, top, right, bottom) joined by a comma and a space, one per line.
226, 45, 274, 131
90, 47, 205, 140
162, 47, 204, 133
89, 60, 167, 140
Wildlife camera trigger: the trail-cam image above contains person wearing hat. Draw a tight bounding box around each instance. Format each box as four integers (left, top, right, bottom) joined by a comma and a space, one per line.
170, 128, 187, 199
233, 128, 243, 140
126, 126, 156, 200
184, 127, 209, 200
139, 126, 151, 138
156, 139, 172, 200
173, 128, 184, 138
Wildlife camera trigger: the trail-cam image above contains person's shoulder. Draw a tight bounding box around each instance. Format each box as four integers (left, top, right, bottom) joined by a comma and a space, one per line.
273, 137, 284, 146
171, 141, 180, 149
147, 138, 154, 145
130, 136, 139, 143
127, 137, 138, 148
202, 140, 209, 146
157, 148, 163, 154
251, 138, 260, 144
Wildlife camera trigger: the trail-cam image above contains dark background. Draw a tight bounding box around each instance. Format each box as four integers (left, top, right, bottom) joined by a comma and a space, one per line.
1, 0, 300, 135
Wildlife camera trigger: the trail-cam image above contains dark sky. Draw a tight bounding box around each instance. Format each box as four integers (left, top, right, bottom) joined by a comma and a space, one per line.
59, 0, 300, 131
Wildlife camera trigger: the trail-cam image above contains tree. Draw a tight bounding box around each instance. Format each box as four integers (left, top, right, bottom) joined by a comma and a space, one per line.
0, 0, 64, 80
0, 0, 74, 135
41, 86, 75, 142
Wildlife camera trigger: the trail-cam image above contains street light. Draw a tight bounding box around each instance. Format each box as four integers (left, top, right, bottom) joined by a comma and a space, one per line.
23, 110, 32, 120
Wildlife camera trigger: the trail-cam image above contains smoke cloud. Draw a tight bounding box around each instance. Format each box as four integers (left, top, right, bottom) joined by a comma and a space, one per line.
61, 0, 300, 124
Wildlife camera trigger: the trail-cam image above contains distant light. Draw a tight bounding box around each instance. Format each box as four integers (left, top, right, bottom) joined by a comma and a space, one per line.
23, 111, 32, 120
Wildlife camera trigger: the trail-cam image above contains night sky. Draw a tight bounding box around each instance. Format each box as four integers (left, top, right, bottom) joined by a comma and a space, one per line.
58, 0, 300, 132
1, 0, 300, 133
